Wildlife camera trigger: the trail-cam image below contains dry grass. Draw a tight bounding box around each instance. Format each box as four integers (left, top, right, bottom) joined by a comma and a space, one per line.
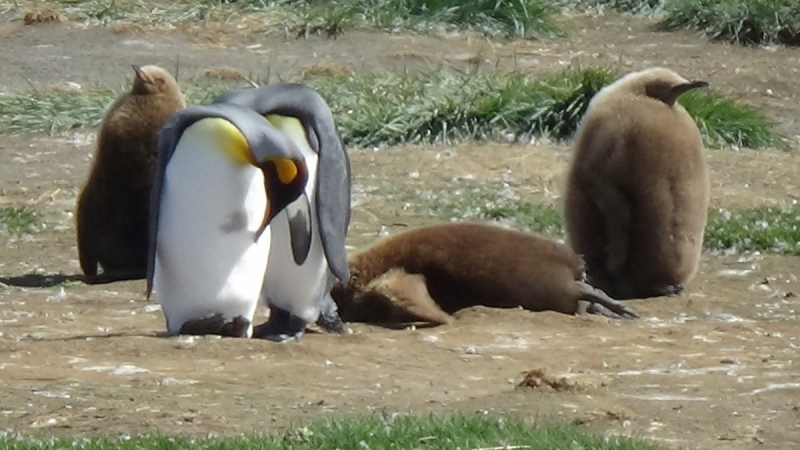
301, 60, 353, 80
4, 0, 561, 38
22, 8, 61, 24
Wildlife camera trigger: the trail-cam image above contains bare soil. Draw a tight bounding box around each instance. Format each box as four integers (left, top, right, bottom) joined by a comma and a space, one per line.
0, 9, 799, 450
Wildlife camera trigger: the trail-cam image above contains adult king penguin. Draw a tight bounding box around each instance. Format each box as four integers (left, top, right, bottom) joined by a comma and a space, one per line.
214, 84, 351, 342
146, 103, 309, 338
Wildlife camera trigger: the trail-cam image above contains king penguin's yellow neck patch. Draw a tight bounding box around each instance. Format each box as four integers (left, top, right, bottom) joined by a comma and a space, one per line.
265, 114, 308, 145
260, 115, 305, 184
197, 118, 253, 165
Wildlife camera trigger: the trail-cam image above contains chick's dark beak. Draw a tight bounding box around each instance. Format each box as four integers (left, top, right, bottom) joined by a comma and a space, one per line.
131, 65, 149, 82
687, 80, 709, 89
253, 158, 308, 242
670, 80, 709, 100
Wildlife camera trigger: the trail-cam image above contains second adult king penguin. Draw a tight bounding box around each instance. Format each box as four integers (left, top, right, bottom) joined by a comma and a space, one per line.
214, 83, 351, 342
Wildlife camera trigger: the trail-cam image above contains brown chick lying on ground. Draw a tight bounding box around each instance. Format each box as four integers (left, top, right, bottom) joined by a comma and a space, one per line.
330, 222, 639, 327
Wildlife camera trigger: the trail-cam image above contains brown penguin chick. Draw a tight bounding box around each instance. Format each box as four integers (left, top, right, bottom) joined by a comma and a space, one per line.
563, 67, 711, 300
76, 65, 185, 284
329, 222, 638, 327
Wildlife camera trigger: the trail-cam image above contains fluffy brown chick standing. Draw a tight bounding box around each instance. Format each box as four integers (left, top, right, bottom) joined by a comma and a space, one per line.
76, 65, 185, 284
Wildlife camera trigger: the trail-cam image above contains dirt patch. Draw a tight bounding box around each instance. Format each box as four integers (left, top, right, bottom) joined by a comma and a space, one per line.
0, 254, 798, 449
1, 8, 799, 450
0, 19, 502, 93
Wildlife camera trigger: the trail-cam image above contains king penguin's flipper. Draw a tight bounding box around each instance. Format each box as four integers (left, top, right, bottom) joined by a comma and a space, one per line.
146, 103, 308, 299
285, 193, 313, 265
214, 84, 351, 282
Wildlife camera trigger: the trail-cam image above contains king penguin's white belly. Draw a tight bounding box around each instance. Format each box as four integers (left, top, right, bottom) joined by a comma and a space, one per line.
153, 133, 270, 337
260, 142, 327, 323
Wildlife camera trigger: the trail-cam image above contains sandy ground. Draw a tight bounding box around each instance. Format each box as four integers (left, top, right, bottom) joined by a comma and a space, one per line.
0, 7, 799, 450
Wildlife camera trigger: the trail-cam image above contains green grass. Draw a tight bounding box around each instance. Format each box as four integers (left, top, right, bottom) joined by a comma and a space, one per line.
0, 414, 663, 449
6, 0, 559, 39
705, 205, 800, 255
419, 184, 566, 237
421, 183, 800, 255
0, 67, 784, 150
0, 83, 228, 136
658, 0, 800, 47
556, 0, 668, 16
0, 88, 113, 135
679, 89, 785, 150
293, 0, 561, 38
0, 206, 39, 234
276, 67, 783, 149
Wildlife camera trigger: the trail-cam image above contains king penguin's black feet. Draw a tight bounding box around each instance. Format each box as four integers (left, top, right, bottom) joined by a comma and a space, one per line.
253, 308, 307, 343
178, 314, 251, 338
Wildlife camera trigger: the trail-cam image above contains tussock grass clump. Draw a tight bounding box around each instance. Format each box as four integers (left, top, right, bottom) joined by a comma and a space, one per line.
0, 84, 229, 135
308, 67, 781, 149
0, 206, 39, 234
679, 90, 788, 150
310, 67, 613, 146
0, 89, 112, 135
705, 205, 800, 255
0, 414, 664, 449
658, 0, 800, 47
0, 67, 783, 150
294, 0, 560, 38
557, 0, 668, 16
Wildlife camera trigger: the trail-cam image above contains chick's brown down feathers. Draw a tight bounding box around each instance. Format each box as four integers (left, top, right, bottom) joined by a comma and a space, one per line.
76, 65, 185, 284
563, 67, 710, 299
330, 222, 638, 326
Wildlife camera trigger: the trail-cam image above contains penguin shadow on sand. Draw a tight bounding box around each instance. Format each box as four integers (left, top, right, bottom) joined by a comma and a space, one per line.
0, 270, 148, 287
29, 331, 155, 341
0, 272, 84, 288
